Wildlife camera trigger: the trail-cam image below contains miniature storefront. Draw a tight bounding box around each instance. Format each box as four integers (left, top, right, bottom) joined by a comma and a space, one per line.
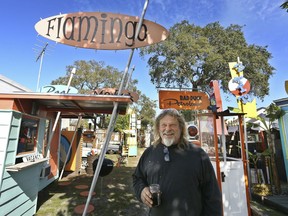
0, 92, 134, 215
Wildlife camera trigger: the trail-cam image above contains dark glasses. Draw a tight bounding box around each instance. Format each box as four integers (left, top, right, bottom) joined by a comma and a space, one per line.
163, 146, 170, 162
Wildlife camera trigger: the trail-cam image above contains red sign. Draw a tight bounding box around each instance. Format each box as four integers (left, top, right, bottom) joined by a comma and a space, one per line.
159, 90, 209, 110
35, 12, 169, 50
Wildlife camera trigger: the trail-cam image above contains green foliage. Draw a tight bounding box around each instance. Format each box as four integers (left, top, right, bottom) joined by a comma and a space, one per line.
51, 60, 138, 94
51, 60, 156, 131
137, 95, 157, 130
140, 21, 274, 101
104, 114, 130, 132
249, 103, 284, 194
265, 103, 285, 121
252, 184, 272, 196
281, 1, 288, 12
251, 103, 285, 131
181, 110, 197, 122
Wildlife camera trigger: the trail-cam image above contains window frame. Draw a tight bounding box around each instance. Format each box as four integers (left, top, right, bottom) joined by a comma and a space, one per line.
16, 114, 40, 158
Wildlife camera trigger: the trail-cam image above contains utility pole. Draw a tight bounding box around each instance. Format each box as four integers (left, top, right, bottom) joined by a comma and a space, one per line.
35, 42, 48, 91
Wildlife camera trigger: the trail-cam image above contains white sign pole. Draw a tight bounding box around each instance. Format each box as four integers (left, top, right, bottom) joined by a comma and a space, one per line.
45, 68, 76, 160
59, 115, 82, 180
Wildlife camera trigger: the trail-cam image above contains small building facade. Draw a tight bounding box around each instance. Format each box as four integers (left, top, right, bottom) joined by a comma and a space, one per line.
274, 97, 288, 182
0, 91, 134, 215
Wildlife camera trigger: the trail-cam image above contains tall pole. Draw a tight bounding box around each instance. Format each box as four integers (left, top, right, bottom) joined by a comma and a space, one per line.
59, 115, 82, 180
82, 1, 150, 215
36, 42, 48, 91
125, 65, 135, 90
237, 57, 251, 196
45, 68, 76, 160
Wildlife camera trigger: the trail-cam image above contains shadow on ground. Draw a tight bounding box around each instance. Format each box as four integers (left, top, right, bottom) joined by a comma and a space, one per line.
36, 154, 149, 216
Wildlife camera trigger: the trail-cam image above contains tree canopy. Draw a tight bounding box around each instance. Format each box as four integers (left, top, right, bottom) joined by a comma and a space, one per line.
281, 1, 288, 12
51, 60, 138, 94
51, 60, 157, 130
140, 21, 274, 101
131, 94, 157, 130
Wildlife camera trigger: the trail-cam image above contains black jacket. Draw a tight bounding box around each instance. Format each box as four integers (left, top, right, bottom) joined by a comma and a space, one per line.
132, 143, 222, 216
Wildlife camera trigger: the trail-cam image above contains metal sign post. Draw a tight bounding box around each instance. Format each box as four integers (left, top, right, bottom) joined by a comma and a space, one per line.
82, 1, 150, 215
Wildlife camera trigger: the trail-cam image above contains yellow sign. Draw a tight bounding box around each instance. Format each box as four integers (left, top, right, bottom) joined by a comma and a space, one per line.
35, 12, 169, 50
228, 60, 257, 117
237, 98, 257, 118
228, 62, 243, 78
159, 90, 209, 110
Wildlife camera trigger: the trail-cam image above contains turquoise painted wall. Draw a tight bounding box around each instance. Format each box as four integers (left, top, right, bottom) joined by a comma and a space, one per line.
278, 109, 288, 181
0, 165, 42, 215
0, 110, 51, 215
0, 111, 21, 189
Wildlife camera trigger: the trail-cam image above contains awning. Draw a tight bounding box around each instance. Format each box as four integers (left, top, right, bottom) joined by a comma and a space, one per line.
0, 92, 137, 118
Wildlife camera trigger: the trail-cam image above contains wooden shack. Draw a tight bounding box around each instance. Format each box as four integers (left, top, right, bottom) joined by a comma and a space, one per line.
0, 92, 135, 215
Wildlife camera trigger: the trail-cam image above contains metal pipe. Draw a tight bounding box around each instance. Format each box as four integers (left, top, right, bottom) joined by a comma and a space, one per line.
59, 115, 82, 180
45, 68, 76, 160
82, 1, 150, 215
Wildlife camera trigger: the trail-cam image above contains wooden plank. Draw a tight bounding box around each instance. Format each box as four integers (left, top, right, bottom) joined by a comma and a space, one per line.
6, 158, 48, 171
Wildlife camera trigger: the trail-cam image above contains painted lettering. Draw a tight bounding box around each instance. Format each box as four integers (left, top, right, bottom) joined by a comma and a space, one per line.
164, 98, 203, 106
180, 95, 202, 100
78, 16, 98, 42
44, 13, 148, 47
35, 12, 169, 50
110, 17, 122, 43
56, 17, 62, 38
40, 85, 77, 94
46, 18, 56, 37
91, 88, 138, 102
63, 16, 75, 40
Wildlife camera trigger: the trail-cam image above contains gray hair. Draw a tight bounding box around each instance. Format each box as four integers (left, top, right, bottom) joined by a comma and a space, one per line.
152, 108, 189, 148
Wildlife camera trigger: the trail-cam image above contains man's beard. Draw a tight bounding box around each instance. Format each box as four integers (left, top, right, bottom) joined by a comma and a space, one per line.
162, 137, 174, 147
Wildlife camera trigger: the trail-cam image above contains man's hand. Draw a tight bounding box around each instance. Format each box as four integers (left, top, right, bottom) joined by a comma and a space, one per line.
141, 187, 153, 208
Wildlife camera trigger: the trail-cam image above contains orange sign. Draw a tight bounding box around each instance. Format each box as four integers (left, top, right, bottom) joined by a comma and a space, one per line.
35, 12, 169, 50
159, 90, 209, 110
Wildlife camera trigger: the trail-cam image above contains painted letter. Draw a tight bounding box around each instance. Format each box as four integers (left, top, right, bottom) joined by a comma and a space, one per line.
78, 16, 98, 42
110, 17, 122, 43
100, 13, 107, 44
46, 18, 56, 36
63, 17, 75, 40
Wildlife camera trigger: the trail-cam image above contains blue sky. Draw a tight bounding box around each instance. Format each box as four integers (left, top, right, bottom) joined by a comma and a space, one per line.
1, 0, 288, 110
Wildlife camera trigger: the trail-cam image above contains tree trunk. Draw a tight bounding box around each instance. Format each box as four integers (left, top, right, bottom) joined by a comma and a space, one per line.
267, 132, 281, 194
254, 162, 260, 184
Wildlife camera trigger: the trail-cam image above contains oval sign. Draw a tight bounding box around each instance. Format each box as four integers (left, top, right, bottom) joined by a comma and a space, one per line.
35, 12, 169, 50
